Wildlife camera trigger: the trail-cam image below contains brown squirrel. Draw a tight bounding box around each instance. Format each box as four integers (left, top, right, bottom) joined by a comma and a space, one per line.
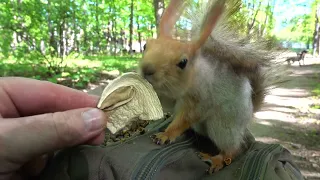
138, 0, 283, 174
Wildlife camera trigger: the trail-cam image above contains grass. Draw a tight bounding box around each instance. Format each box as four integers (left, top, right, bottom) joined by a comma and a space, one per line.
0, 54, 140, 89
312, 84, 320, 96
310, 78, 320, 109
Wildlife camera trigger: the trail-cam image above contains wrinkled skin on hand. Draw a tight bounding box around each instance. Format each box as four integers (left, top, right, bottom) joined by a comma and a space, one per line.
0, 77, 108, 180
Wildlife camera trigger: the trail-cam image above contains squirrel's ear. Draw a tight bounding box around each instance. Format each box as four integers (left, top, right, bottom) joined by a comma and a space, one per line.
193, 0, 226, 50
159, 0, 186, 38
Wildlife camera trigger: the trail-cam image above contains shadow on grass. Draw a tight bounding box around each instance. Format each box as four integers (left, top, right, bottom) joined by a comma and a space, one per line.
276, 94, 311, 98
250, 120, 320, 179
251, 64, 320, 178
250, 120, 320, 150
292, 154, 320, 180
0, 62, 50, 78
290, 64, 320, 69
263, 102, 297, 110
280, 77, 318, 91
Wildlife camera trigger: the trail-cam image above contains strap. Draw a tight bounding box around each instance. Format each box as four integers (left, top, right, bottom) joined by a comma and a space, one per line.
239, 143, 304, 180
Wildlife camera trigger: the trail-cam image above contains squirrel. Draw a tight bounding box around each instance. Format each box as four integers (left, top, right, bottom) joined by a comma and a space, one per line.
138, 0, 284, 174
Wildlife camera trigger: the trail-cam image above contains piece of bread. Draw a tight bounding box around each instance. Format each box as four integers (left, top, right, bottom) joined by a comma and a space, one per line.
97, 72, 164, 134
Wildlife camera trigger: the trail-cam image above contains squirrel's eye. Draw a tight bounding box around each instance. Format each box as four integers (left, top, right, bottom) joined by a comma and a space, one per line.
177, 58, 188, 69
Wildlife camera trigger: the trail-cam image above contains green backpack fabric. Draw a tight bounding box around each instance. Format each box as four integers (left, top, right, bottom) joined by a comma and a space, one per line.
38, 116, 304, 180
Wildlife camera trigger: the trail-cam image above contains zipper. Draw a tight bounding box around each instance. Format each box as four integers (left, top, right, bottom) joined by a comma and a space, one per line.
239, 143, 281, 180
131, 136, 195, 180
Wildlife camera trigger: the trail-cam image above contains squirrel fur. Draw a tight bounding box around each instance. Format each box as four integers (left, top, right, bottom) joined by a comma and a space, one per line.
138, 0, 285, 173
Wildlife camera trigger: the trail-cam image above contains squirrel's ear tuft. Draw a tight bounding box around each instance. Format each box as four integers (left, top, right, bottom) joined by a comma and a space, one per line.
158, 0, 187, 38
193, 0, 226, 50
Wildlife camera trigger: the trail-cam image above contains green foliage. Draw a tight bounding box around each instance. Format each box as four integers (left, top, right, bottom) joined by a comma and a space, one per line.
0, 0, 150, 89
0, 0, 311, 89
277, 0, 315, 47
0, 0, 155, 58
225, 0, 278, 41
0, 55, 139, 89
279, 14, 313, 44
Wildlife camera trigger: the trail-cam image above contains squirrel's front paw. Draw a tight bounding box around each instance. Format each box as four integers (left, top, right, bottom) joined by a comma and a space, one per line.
197, 152, 225, 174
150, 132, 175, 145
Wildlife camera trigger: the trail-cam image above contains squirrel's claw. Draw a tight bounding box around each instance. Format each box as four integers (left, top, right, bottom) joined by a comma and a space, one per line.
197, 152, 225, 174
151, 132, 173, 145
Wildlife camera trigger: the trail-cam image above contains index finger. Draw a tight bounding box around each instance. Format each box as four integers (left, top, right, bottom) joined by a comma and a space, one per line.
0, 77, 100, 118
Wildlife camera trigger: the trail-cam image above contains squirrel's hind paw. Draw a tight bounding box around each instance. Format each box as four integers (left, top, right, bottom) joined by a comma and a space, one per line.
197, 152, 232, 174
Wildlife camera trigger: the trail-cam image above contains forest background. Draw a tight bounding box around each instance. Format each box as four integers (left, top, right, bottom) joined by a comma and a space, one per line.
0, 0, 317, 89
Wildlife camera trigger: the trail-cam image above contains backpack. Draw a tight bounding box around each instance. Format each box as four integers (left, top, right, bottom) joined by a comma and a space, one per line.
38, 116, 304, 180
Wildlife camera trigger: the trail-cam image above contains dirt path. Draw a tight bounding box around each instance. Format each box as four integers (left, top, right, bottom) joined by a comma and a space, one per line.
249, 59, 320, 180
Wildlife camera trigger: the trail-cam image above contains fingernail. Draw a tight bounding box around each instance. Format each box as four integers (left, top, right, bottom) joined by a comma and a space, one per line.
82, 108, 105, 132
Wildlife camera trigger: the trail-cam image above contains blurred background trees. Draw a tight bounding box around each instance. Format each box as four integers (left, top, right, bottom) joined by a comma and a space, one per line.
0, 0, 315, 88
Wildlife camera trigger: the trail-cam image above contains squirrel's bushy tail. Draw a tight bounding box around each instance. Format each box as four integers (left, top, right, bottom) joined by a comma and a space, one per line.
178, 0, 289, 112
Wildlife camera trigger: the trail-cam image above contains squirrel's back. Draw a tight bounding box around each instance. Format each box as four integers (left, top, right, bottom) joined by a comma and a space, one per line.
183, 0, 285, 113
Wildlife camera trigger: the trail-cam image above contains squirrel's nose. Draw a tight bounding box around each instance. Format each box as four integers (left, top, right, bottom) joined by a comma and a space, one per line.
142, 64, 155, 77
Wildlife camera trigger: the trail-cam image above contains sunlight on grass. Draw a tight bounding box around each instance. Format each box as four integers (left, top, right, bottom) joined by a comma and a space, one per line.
310, 84, 320, 109
65, 55, 139, 71
312, 86, 320, 96
311, 104, 320, 109
66, 59, 103, 67
0, 55, 140, 89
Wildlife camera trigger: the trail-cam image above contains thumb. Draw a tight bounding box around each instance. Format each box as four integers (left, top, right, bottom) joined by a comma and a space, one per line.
0, 108, 107, 166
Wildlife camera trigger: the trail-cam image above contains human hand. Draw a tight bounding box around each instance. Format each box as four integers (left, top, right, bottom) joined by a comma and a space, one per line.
0, 77, 108, 180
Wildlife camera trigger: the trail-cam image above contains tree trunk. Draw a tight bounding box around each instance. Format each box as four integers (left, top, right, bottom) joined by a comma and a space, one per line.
58, 0, 66, 58
137, 16, 142, 52
129, 0, 134, 54
260, 0, 270, 37
106, 21, 111, 53
112, 19, 117, 55
318, 25, 320, 55
47, 0, 57, 57
111, 0, 117, 55
150, 23, 154, 38
72, 0, 77, 52
59, 19, 65, 58
313, 5, 320, 56
83, 6, 88, 55
107, 5, 112, 53
247, 0, 262, 36
63, 20, 67, 56
95, 0, 100, 53
119, 29, 125, 52
153, 0, 165, 36
16, 0, 22, 44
